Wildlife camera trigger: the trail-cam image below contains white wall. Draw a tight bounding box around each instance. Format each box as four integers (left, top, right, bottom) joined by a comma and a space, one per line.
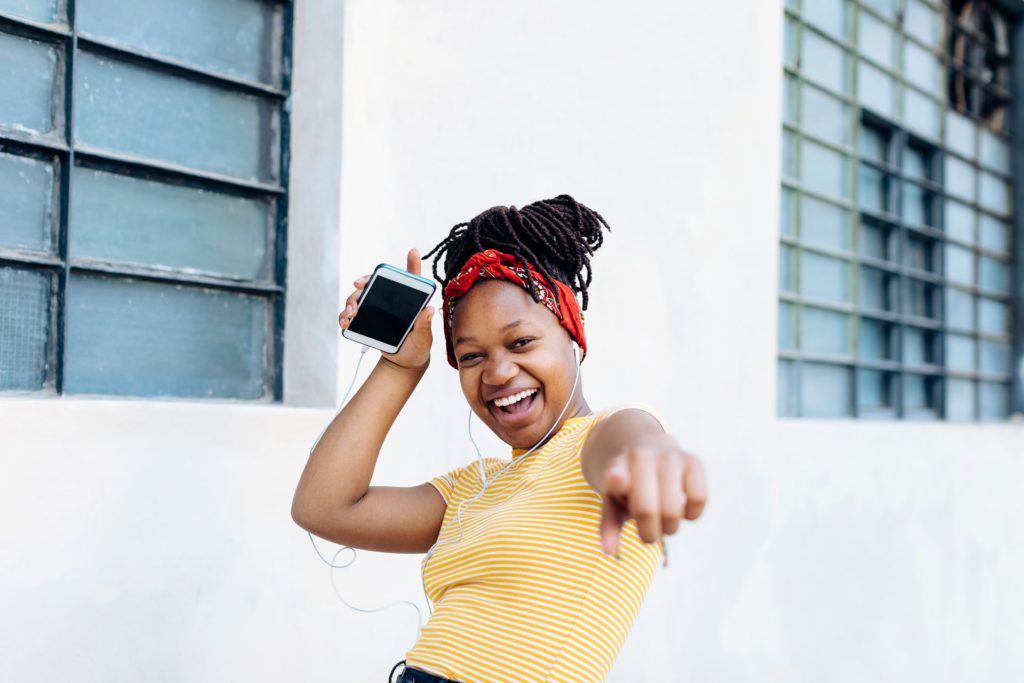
2, 1, 1022, 681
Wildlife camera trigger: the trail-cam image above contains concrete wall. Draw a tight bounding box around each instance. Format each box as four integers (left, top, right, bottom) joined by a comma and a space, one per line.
1, 1, 1022, 681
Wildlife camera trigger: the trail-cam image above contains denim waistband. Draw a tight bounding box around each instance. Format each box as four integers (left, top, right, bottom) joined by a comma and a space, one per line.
390, 660, 461, 683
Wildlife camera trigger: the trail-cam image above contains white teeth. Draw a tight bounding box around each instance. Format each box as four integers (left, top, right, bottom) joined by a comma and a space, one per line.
493, 389, 538, 408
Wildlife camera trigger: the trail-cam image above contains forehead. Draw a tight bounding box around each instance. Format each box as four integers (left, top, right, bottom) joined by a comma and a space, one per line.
451, 280, 556, 337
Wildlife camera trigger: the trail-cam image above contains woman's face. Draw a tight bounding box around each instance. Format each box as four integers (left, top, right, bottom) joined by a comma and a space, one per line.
451, 280, 588, 449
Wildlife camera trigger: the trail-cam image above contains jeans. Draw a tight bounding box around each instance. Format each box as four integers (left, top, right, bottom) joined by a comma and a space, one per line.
390, 660, 463, 683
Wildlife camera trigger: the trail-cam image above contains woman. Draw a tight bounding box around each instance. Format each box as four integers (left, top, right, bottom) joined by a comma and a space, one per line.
291, 195, 708, 683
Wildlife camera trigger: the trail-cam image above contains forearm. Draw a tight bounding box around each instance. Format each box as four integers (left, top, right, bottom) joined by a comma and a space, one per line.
291, 357, 426, 523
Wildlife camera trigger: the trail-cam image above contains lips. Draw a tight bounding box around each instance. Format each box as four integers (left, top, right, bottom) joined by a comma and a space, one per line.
487, 388, 542, 428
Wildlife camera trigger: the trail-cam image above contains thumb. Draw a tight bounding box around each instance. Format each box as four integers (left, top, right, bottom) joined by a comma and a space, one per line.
414, 305, 435, 331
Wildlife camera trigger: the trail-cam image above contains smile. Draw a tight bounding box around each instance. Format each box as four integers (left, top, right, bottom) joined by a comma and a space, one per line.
488, 388, 541, 425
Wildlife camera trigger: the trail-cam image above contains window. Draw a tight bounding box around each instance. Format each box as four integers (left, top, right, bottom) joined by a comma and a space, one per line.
0, 0, 291, 400
779, 0, 1017, 420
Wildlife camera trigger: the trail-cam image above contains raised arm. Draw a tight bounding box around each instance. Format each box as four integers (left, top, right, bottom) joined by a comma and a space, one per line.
291, 249, 446, 553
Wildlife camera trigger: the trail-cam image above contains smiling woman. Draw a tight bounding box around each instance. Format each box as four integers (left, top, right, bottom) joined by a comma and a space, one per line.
291, 195, 708, 683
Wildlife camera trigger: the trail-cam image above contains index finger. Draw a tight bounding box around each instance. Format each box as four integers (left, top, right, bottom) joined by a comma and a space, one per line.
407, 248, 422, 276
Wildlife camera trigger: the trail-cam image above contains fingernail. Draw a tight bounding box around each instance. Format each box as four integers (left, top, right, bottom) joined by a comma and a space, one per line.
343, 305, 352, 316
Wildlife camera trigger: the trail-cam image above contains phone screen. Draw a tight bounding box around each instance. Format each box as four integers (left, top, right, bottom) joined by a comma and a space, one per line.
347, 276, 431, 347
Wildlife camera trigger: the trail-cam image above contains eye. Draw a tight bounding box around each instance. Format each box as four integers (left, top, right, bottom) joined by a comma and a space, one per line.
458, 352, 483, 365
511, 337, 535, 350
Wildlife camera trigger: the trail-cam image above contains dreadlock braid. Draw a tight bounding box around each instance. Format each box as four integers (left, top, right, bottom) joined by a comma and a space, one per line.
423, 194, 610, 311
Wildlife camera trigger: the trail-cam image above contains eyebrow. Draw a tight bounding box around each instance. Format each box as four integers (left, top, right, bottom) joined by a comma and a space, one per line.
454, 320, 525, 347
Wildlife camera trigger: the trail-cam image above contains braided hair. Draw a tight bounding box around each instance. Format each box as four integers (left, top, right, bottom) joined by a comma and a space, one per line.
423, 194, 610, 311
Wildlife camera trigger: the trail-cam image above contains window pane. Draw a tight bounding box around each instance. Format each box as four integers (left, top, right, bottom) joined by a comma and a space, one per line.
858, 123, 889, 163
858, 12, 895, 69
801, 196, 849, 250
802, 29, 847, 92
945, 110, 976, 159
857, 61, 895, 117
979, 215, 1009, 253
64, 276, 268, 398
945, 378, 975, 421
802, 84, 850, 143
945, 244, 975, 285
858, 369, 895, 413
803, 0, 846, 39
944, 200, 975, 244
69, 167, 271, 280
0, 266, 50, 391
902, 145, 933, 182
903, 88, 939, 139
905, 0, 940, 47
801, 362, 852, 417
781, 188, 797, 236
860, 267, 895, 311
783, 130, 798, 180
904, 41, 941, 94
77, 0, 279, 85
0, 31, 58, 136
978, 298, 1009, 334
862, 0, 897, 19
802, 307, 850, 356
802, 139, 849, 199
978, 172, 1010, 215
801, 252, 849, 303
779, 302, 796, 351
75, 52, 277, 182
980, 340, 1010, 375
979, 382, 1009, 420
784, 74, 798, 126
778, 359, 797, 417
903, 327, 938, 366
859, 220, 895, 261
785, 16, 799, 70
780, 244, 796, 293
945, 287, 975, 330
904, 279, 938, 320
944, 156, 976, 201
0, 0, 58, 23
945, 334, 975, 372
904, 233, 937, 273
902, 182, 936, 227
979, 256, 1010, 295
858, 164, 888, 213
904, 374, 939, 416
978, 129, 1010, 173
859, 318, 895, 360
0, 150, 54, 252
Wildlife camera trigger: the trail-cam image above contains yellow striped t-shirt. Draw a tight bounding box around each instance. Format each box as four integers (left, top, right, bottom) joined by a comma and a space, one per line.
405, 412, 662, 683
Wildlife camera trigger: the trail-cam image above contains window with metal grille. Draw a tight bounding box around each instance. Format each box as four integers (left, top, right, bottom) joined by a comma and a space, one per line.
0, 0, 292, 400
779, 0, 1019, 420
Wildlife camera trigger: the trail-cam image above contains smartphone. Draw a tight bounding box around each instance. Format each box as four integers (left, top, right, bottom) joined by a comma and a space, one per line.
342, 263, 437, 354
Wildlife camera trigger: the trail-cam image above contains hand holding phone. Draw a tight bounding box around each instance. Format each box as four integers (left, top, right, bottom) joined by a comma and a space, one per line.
339, 249, 436, 371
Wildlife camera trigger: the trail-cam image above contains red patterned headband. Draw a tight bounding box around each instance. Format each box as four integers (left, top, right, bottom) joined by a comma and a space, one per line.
442, 249, 587, 368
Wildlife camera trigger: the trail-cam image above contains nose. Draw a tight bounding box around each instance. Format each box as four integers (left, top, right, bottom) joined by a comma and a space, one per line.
482, 351, 518, 387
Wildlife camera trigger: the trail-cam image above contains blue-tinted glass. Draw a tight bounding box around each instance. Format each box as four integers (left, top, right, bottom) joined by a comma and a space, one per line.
980, 340, 1010, 375
979, 215, 1009, 253
946, 334, 975, 372
859, 221, 894, 261
801, 252, 848, 303
944, 156, 976, 201
0, 266, 50, 391
857, 61, 894, 117
945, 111, 976, 158
65, 276, 268, 398
780, 245, 796, 293
0, 0, 57, 23
979, 130, 1010, 173
904, 89, 938, 139
69, 167, 270, 280
980, 382, 1009, 420
903, 374, 939, 416
860, 267, 893, 311
862, 0, 897, 18
858, 369, 894, 412
785, 16, 799, 69
978, 172, 1010, 215
779, 302, 796, 351
858, 164, 888, 213
77, 0, 278, 84
0, 150, 54, 252
902, 146, 931, 182
945, 245, 975, 285
945, 378, 975, 422
75, 52, 276, 182
781, 188, 797, 236
802, 307, 849, 355
804, 0, 846, 38
945, 287, 975, 330
784, 74, 798, 126
904, 280, 937, 320
802, 139, 849, 198
859, 319, 894, 360
858, 12, 895, 68
904, 42, 941, 94
0, 31, 58, 136
902, 182, 935, 227
859, 124, 889, 163
979, 298, 1009, 334
802, 84, 849, 143
905, 0, 940, 47
904, 234, 937, 273
778, 359, 797, 417
979, 256, 1010, 294
801, 196, 849, 250
783, 131, 798, 180
801, 362, 852, 417
944, 200, 974, 244
802, 30, 847, 92
903, 328, 936, 366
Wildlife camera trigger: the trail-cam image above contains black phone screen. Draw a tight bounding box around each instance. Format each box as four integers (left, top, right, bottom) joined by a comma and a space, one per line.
348, 276, 431, 347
